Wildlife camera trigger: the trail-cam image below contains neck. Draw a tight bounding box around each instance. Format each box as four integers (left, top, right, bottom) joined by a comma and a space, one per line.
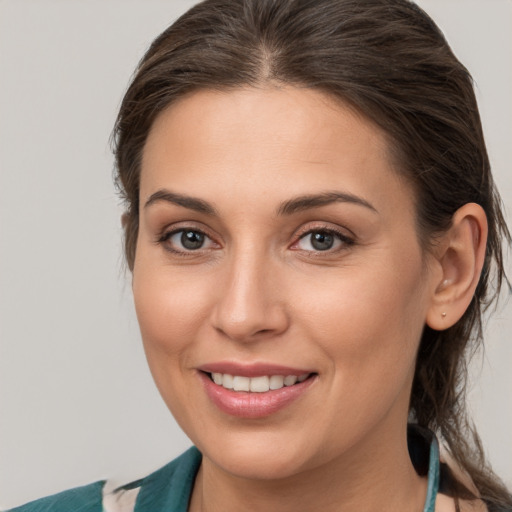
189, 421, 428, 512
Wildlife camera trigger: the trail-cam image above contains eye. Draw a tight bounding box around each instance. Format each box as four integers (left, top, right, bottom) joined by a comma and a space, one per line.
295, 229, 353, 252
160, 228, 216, 253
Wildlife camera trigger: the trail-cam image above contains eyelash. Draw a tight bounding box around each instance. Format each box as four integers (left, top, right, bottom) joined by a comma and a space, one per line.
156, 225, 355, 256
293, 226, 355, 253
156, 227, 216, 256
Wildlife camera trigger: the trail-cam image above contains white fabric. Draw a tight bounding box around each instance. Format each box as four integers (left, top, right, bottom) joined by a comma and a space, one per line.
102, 480, 139, 512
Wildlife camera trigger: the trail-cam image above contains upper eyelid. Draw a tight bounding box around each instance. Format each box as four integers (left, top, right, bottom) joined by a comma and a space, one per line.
159, 222, 217, 240
290, 224, 356, 251
161, 227, 215, 244
294, 222, 356, 240
155, 222, 355, 248
158, 228, 218, 255
295, 230, 353, 245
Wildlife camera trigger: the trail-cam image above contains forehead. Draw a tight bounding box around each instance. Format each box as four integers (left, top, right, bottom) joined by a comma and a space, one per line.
140, 86, 410, 216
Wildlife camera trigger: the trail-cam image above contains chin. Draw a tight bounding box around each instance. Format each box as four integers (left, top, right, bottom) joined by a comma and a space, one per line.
210, 442, 311, 480
189, 423, 326, 481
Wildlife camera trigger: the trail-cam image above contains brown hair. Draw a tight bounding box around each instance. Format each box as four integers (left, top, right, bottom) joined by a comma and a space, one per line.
112, 0, 511, 508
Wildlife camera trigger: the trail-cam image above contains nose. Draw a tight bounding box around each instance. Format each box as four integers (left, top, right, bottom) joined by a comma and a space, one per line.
210, 250, 289, 343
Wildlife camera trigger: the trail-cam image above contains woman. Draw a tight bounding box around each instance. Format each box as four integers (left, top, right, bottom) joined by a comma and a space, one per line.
6, 0, 511, 511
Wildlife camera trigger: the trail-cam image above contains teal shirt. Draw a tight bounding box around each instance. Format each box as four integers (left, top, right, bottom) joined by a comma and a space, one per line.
4, 481, 105, 512
2, 429, 447, 512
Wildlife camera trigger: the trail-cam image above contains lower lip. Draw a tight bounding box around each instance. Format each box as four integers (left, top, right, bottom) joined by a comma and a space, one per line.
199, 372, 316, 419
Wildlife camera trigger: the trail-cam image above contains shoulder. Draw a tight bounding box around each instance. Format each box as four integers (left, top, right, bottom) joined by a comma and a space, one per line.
112, 446, 201, 511
436, 451, 512, 512
4, 480, 105, 512
5, 447, 202, 512
435, 493, 489, 512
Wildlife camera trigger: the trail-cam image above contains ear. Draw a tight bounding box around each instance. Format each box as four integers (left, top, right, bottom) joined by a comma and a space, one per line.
426, 203, 488, 331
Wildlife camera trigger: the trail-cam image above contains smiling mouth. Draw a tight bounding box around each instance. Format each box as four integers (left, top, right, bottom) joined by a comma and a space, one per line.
206, 372, 315, 392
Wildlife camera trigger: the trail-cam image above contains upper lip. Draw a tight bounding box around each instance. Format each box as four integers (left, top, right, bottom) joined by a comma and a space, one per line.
198, 362, 314, 378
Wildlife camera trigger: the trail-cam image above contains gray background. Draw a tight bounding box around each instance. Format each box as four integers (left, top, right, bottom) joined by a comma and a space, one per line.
0, 0, 510, 508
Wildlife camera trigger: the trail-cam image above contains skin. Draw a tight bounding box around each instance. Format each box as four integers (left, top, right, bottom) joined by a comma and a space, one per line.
132, 87, 487, 512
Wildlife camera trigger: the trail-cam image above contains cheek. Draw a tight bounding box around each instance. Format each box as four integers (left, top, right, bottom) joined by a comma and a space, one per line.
131, 262, 213, 430
294, 251, 428, 388
134, 281, 193, 352
132, 255, 209, 370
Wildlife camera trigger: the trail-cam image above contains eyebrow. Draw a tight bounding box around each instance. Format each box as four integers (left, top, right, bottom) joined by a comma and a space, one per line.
144, 190, 217, 215
277, 192, 378, 216
144, 189, 377, 217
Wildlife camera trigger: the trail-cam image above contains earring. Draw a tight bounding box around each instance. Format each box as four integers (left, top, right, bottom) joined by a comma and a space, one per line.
441, 312, 447, 318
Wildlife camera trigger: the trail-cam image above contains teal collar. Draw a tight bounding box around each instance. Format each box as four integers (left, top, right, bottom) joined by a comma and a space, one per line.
423, 433, 441, 512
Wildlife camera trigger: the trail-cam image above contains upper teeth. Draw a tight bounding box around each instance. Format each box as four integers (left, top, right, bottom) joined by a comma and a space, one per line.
211, 373, 309, 392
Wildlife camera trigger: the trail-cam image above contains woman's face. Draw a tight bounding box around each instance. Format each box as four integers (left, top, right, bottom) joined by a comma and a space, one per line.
133, 87, 439, 479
